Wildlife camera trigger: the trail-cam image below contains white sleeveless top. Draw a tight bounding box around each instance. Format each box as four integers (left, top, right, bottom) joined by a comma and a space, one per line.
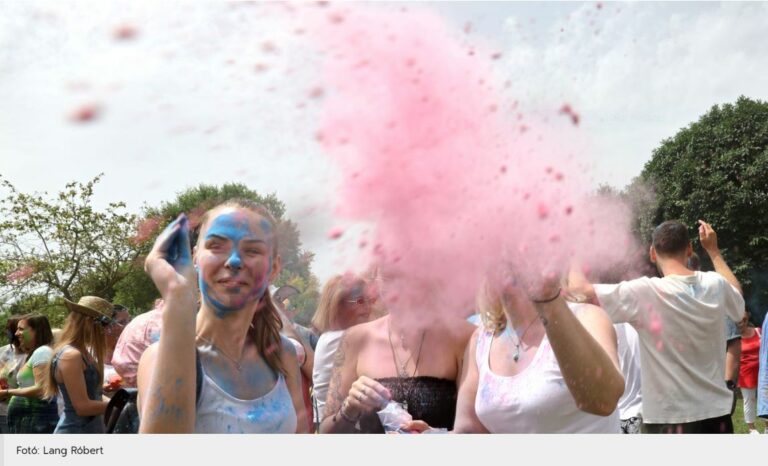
474, 307, 620, 433
194, 365, 297, 434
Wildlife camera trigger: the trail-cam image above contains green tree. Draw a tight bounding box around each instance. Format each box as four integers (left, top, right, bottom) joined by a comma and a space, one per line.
0, 174, 140, 318
126, 183, 320, 318
630, 96, 768, 320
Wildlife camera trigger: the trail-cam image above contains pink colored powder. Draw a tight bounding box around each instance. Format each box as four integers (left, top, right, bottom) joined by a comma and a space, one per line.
308, 5, 636, 319
69, 103, 102, 123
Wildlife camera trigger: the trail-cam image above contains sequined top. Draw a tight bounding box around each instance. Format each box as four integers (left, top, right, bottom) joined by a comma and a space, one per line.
357, 376, 457, 433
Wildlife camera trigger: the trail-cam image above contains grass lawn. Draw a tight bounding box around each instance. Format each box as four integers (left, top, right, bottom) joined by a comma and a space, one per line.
732, 390, 766, 434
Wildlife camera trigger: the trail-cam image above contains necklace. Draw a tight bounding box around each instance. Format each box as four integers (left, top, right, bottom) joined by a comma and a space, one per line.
196, 334, 243, 371
387, 321, 426, 378
505, 315, 540, 363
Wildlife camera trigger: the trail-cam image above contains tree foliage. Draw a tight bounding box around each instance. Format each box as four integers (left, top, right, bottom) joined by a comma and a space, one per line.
630, 96, 768, 318
0, 175, 140, 312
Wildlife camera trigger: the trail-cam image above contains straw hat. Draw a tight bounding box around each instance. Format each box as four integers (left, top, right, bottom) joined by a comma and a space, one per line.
63, 296, 114, 326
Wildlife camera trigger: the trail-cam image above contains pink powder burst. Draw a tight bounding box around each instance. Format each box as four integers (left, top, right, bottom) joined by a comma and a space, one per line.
310, 5, 636, 319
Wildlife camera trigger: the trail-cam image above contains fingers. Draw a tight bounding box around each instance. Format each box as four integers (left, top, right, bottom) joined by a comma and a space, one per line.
147, 214, 192, 270
348, 376, 391, 411
402, 420, 431, 433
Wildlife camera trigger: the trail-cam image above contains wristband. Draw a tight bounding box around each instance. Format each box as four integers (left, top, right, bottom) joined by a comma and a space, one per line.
531, 288, 562, 304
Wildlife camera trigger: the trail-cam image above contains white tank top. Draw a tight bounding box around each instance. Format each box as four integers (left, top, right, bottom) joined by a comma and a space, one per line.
194, 365, 297, 434
474, 309, 620, 433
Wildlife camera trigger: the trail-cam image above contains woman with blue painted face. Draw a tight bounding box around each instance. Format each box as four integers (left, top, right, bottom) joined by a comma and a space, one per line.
137, 199, 308, 433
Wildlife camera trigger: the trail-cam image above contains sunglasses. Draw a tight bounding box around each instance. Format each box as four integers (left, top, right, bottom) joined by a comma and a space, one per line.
345, 297, 372, 306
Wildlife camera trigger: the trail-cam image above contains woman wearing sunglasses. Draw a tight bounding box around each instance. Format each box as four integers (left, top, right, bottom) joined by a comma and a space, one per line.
311, 274, 375, 418
319, 270, 475, 434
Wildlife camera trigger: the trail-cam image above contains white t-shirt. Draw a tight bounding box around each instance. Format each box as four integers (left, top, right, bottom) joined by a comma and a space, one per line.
615, 323, 642, 420
595, 271, 745, 424
474, 303, 620, 433
312, 330, 344, 419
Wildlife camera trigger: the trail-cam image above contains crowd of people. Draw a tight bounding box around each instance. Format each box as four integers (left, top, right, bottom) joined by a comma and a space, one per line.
0, 201, 766, 435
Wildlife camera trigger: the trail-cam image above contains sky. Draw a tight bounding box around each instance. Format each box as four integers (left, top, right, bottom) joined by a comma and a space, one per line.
1, 1, 767, 285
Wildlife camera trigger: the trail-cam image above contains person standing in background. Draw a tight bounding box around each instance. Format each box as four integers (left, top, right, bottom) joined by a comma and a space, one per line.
738, 311, 762, 433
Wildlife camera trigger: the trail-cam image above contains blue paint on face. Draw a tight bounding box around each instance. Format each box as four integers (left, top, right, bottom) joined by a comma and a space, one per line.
259, 219, 272, 235
199, 211, 274, 318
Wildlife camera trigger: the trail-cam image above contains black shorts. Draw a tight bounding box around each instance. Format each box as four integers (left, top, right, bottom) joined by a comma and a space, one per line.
642, 414, 733, 434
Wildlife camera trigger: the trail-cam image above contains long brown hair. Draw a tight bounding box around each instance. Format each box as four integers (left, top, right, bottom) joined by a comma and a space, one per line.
197, 198, 285, 376
42, 311, 107, 400
18, 314, 54, 355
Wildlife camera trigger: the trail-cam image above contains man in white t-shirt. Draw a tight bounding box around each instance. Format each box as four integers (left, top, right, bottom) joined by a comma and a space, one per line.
570, 220, 745, 433
615, 323, 642, 433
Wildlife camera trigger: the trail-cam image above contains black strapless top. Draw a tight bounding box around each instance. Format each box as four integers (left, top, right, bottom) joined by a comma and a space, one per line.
357, 376, 457, 433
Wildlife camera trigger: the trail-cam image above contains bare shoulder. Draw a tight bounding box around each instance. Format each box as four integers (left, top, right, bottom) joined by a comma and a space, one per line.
344, 315, 385, 347
278, 334, 299, 367
138, 342, 159, 371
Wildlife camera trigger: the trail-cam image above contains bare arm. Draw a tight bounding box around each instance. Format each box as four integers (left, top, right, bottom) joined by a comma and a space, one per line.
5, 365, 48, 399
535, 298, 624, 416
278, 309, 315, 380
567, 264, 599, 305
56, 349, 108, 417
280, 338, 310, 433
138, 215, 198, 433
698, 220, 743, 295
318, 329, 389, 433
725, 339, 741, 382
453, 329, 489, 433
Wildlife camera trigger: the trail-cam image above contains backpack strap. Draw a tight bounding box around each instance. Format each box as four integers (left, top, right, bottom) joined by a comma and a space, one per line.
195, 348, 203, 407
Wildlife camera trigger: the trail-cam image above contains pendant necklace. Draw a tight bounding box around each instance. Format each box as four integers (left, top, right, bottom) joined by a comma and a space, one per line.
506, 315, 540, 363
387, 321, 426, 411
387, 322, 426, 378
197, 334, 243, 371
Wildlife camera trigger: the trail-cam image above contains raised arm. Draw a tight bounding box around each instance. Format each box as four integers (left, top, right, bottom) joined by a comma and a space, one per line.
533, 288, 624, 416
698, 220, 742, 295
137, 214, 198, 433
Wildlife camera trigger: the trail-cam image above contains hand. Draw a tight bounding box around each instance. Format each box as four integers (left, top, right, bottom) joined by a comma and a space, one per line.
343, 376, 391, 417
0, 390, 10, 402
401, 420, 432, 433
698, 220, 719, 255
144, 214, 196, 299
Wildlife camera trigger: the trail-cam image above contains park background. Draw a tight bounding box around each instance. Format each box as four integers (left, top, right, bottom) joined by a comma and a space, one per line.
1, 1, 766, 432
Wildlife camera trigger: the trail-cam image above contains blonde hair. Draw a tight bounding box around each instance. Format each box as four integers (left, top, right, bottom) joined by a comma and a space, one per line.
43, 311, 107, 400
476, 278, 507, 336
311, 274, 366, 334
477, 274, 576, 336
197, 198, 286, 376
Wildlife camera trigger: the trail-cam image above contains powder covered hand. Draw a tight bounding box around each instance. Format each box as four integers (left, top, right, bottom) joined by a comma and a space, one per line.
144, 214, 196, 301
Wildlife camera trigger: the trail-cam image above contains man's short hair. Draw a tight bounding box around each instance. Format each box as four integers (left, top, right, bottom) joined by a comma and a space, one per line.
652, 220, 690, 256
